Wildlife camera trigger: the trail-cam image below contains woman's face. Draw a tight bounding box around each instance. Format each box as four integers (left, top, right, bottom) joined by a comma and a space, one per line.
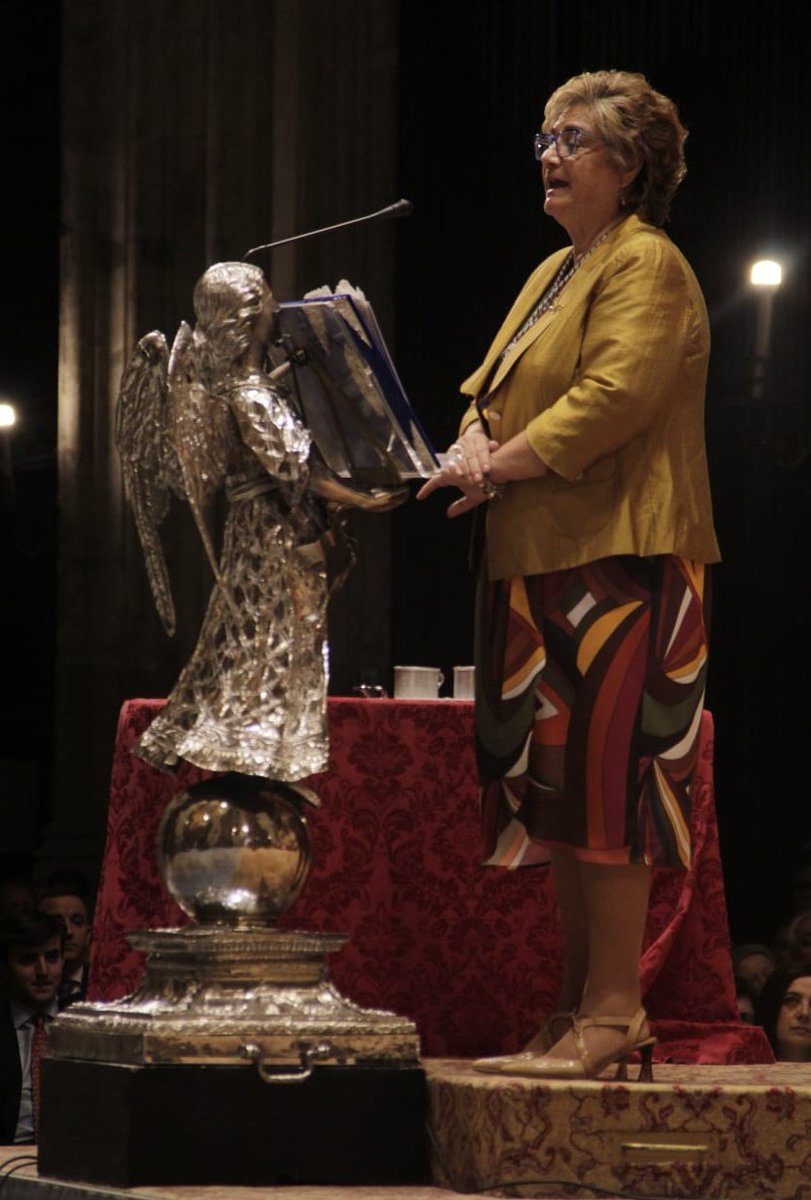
775, 975, 811, 1061
540, 104, 636, 248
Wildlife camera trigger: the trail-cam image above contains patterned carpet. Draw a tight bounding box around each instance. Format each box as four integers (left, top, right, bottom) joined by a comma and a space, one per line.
427, 1059, 811, 1198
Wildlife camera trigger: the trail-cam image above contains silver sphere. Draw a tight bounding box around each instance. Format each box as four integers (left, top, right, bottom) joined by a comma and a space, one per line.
157, 773, 312, 926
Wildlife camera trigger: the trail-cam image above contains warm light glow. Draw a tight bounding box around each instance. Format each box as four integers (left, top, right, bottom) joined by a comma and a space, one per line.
0, 402, 17, 429
750, 259, 783, 287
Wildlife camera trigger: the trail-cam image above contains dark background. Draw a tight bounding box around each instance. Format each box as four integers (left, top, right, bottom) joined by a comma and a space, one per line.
0, 0, 61, 859
1, 0, 808, 944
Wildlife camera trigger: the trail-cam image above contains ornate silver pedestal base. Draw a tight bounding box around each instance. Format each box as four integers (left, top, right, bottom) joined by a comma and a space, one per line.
49, 926, 420, 1078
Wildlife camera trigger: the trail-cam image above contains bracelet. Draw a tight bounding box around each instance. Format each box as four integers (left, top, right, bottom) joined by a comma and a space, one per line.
479, 479, 505, 500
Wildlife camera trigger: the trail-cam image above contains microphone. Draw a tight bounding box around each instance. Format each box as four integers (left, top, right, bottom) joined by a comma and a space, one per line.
243, 199, 413, 259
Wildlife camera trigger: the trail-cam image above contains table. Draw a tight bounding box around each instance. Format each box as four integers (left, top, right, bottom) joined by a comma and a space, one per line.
88, 699, 771, 1062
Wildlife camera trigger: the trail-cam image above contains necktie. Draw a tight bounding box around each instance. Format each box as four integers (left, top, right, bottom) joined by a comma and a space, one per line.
30, 1014, 49, 1137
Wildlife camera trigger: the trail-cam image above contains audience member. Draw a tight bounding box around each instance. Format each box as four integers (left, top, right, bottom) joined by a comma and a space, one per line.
734, 977, 757, 1024
0, 910, 65, 1143
42, 867, 92, 898
774, 911, 811, 965
0, 874, 35, 918
37, 883, 92, 1005
755, 958, 811, 1062
732, 942, 775, 997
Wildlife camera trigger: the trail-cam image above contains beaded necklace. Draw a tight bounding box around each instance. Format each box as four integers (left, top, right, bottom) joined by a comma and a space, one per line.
501, 220, 621, 360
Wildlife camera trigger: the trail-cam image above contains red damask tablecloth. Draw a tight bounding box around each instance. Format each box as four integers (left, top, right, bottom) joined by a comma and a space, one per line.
88, 699, 772, 1063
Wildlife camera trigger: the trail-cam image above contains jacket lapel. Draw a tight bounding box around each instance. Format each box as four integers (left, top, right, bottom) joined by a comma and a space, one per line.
484, 303, 560, 397
461, 250, 567, 399
477, 216, 645, 402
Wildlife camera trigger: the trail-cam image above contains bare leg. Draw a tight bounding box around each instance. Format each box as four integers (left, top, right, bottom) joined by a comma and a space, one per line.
579, 861, 651, 1015
550, 848, 589, 1011
544, 861, 652, 1063
474, 860, 653, 1076
522, 849, 588, 1051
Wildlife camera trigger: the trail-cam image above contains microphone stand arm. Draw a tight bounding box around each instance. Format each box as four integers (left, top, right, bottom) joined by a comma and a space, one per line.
243, 199, 413, 259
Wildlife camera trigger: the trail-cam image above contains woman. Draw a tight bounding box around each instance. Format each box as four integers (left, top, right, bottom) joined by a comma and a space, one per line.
755, 961, 811, 1061
418, 70, 719, 1080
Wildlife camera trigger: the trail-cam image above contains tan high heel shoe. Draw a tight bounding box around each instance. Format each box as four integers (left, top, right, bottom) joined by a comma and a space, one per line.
522, 1009, 574, 1053
472, 1011, 573, 1074
473, 1007, 655, 1082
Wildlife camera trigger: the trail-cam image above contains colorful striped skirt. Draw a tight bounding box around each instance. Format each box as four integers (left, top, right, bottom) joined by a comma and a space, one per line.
475, 555, 710, 869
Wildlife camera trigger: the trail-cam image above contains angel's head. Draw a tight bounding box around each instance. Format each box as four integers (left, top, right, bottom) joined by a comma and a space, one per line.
192, 262, 274, 386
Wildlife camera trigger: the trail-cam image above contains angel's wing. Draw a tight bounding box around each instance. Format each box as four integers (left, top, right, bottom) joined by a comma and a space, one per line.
115, 331, 183, 635
167, 323, 237, 611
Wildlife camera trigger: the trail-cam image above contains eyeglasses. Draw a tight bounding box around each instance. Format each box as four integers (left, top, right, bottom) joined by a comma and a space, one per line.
533, 128, 600, 160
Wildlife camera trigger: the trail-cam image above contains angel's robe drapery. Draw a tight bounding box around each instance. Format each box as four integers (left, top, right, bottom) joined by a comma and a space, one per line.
135, 371, 330, 781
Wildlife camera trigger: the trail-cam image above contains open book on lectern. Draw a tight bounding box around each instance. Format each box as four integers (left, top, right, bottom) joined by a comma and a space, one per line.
270, 281, 440, 490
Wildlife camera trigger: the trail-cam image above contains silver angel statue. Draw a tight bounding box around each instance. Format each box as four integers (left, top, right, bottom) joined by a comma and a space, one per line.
116, 262, 402, 784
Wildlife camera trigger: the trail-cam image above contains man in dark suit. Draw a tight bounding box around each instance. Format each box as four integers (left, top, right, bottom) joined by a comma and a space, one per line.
0, 910, 65, 1144
37, 883, 91, 1006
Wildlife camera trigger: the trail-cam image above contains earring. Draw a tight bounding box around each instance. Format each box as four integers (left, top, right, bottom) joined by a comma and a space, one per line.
619, 190, 627, 210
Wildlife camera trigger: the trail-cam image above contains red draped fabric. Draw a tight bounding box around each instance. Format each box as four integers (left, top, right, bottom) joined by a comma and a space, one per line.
88, 699, 771, 1063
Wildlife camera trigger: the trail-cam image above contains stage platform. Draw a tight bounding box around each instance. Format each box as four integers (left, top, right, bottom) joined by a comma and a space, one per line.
6, 1059, 810, 1200
429, 1059, 811, 1198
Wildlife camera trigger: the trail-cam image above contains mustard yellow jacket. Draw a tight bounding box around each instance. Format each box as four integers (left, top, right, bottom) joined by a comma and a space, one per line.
460, 214, 721, 579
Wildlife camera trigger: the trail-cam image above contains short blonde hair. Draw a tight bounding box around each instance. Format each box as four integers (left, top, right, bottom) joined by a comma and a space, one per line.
543, 70, 687, 227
